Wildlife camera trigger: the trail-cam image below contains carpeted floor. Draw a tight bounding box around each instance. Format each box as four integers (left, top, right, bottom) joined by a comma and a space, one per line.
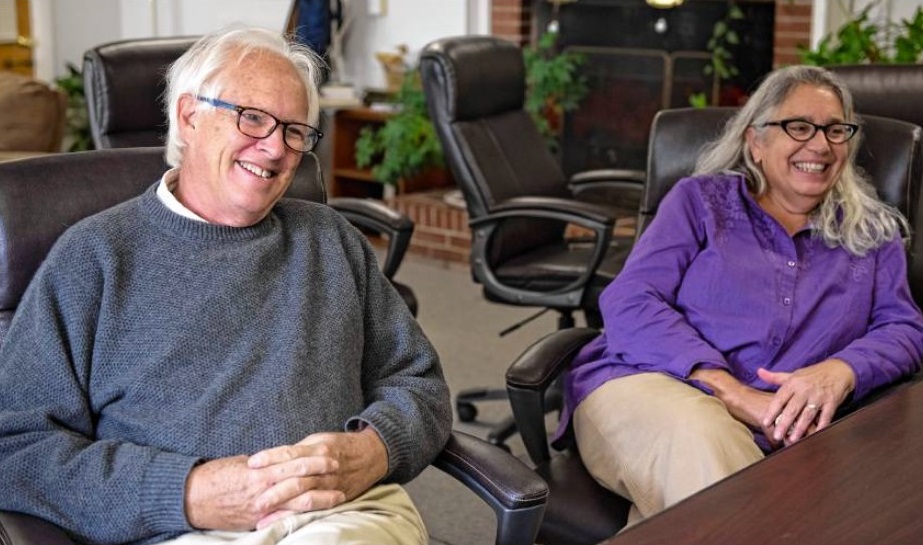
391, 253, 567, 545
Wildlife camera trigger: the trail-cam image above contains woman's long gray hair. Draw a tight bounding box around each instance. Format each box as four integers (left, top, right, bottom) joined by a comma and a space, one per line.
163, 25, 322, 167
694, 65, 906, 256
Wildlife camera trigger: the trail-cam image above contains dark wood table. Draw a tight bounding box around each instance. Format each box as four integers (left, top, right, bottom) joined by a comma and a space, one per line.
601, 378, 923, 545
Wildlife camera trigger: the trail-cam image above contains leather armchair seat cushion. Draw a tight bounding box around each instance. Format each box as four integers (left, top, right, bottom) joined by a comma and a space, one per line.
0, 72, 67, 153
536, 452, 631, 545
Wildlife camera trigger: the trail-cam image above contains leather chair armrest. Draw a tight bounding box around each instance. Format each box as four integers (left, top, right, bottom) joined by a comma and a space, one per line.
433, 431, 548, 545
469, 199, 615, 309
0, 511, 76, 545
569, 168, 646, 187
568, 169, 645, 221
327, 197, 414, 279
506, 328, 600, 465
468, 198, 616, 310
569, 178, 645, 204
480, 196, 616, 228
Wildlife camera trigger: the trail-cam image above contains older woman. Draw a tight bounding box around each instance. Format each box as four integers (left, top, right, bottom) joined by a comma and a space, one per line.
558, 65, 923, 525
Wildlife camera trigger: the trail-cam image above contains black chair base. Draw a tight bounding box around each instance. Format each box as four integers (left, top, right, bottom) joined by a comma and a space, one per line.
455, 387, 519, 450
455, 308, 585, 449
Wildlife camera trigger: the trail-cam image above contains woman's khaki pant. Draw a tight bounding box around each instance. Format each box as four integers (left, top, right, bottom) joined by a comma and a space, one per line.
156, 484, 426, 545
574, 373, 764, 527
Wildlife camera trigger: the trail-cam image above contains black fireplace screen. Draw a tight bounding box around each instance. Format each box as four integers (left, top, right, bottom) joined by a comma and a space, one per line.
534, 0, 775, 175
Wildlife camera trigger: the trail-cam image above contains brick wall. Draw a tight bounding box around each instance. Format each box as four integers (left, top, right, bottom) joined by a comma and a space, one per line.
490, 0, 531, 45
387, 191, 471, 263
774, 0, 813, 67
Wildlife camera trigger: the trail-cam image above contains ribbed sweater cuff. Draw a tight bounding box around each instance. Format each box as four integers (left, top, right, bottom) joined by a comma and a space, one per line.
140, 451, 201, 534
350, 413, 409, 482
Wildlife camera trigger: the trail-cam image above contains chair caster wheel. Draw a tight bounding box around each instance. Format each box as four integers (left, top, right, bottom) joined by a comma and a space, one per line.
457, 402, 478, 422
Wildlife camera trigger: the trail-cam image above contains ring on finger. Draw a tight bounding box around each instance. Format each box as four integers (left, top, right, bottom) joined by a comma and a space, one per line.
806, 403, 819, 411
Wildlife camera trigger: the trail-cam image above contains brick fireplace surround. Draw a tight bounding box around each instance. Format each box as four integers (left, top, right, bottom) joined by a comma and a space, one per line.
390, 0, 813, 264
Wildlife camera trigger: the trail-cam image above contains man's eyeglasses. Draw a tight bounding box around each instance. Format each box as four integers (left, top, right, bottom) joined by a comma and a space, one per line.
196, 96, 323, 153
756, 118, 859, 145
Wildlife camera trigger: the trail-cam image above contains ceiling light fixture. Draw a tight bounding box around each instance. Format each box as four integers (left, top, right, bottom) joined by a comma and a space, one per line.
646, 0, 684, 9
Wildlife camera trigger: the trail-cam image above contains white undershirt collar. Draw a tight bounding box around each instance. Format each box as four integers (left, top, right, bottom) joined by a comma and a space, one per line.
156, 168, 210, 223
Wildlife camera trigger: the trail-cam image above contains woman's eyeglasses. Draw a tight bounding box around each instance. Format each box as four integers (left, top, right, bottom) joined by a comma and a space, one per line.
756, 118, 859, 144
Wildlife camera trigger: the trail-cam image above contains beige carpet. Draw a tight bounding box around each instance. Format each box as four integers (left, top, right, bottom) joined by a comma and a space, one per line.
392, 253, 570, 545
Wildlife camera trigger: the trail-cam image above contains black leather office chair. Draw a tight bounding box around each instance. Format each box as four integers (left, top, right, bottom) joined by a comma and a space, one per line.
83, 36, 198, 150
419, 35, 640, 444
828, 64, 923, 131
505, 108, 923, 545
82, 36, 418, 315
826, 62, 923, 307
0, 147, 548, 545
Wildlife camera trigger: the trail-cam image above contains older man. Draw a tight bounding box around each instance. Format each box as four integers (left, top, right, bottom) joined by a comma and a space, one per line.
0, 26, 451, 545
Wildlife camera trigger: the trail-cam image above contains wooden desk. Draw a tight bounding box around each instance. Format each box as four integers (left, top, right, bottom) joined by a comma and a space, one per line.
601, 378, 923, 545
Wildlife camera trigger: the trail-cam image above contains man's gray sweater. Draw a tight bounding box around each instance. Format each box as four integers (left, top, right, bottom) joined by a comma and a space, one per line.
0, 184, 451, 545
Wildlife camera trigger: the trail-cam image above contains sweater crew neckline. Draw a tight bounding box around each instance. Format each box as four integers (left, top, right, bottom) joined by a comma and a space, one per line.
139, 183, 278, 242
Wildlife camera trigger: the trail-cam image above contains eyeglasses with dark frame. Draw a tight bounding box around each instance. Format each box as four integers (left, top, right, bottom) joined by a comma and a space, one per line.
756, 118, 859, 145
196, 96, 323, 153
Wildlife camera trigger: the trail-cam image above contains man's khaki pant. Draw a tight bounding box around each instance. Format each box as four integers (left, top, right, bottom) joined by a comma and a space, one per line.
574, 373, 764, 527
157, 484, 426, 545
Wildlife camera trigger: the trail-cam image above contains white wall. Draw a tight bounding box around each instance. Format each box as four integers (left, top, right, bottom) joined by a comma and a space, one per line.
340, 0, 487, 89
30, 0, 485, 90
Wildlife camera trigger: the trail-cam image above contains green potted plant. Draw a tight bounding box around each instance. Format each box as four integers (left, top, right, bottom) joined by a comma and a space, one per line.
354, 70, 445, 187
355, 32, 590, 188
523, 30, 588, 150
690, 1, 745, 107
54, 62, 93, 152
799, 2, 923, 65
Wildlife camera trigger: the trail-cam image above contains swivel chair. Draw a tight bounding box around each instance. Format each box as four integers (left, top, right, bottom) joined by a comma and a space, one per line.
826, 63, 923, 306
83, 36, 198, 150
0, 147, 548, 545
419, 35, 641, 445
82, 36, 418, 314
505, 108, 923, 545
828, 63, 923, 130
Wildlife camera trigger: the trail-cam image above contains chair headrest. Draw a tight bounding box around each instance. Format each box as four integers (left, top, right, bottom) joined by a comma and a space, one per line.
420, 36, 525, 122
644, 107, 737, 219
83, 36, 199, 149
829, 64, 923, 130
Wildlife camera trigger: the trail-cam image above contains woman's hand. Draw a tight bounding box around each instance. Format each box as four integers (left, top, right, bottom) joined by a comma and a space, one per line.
691, 368, 777, 440
758, 359, 856, 445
